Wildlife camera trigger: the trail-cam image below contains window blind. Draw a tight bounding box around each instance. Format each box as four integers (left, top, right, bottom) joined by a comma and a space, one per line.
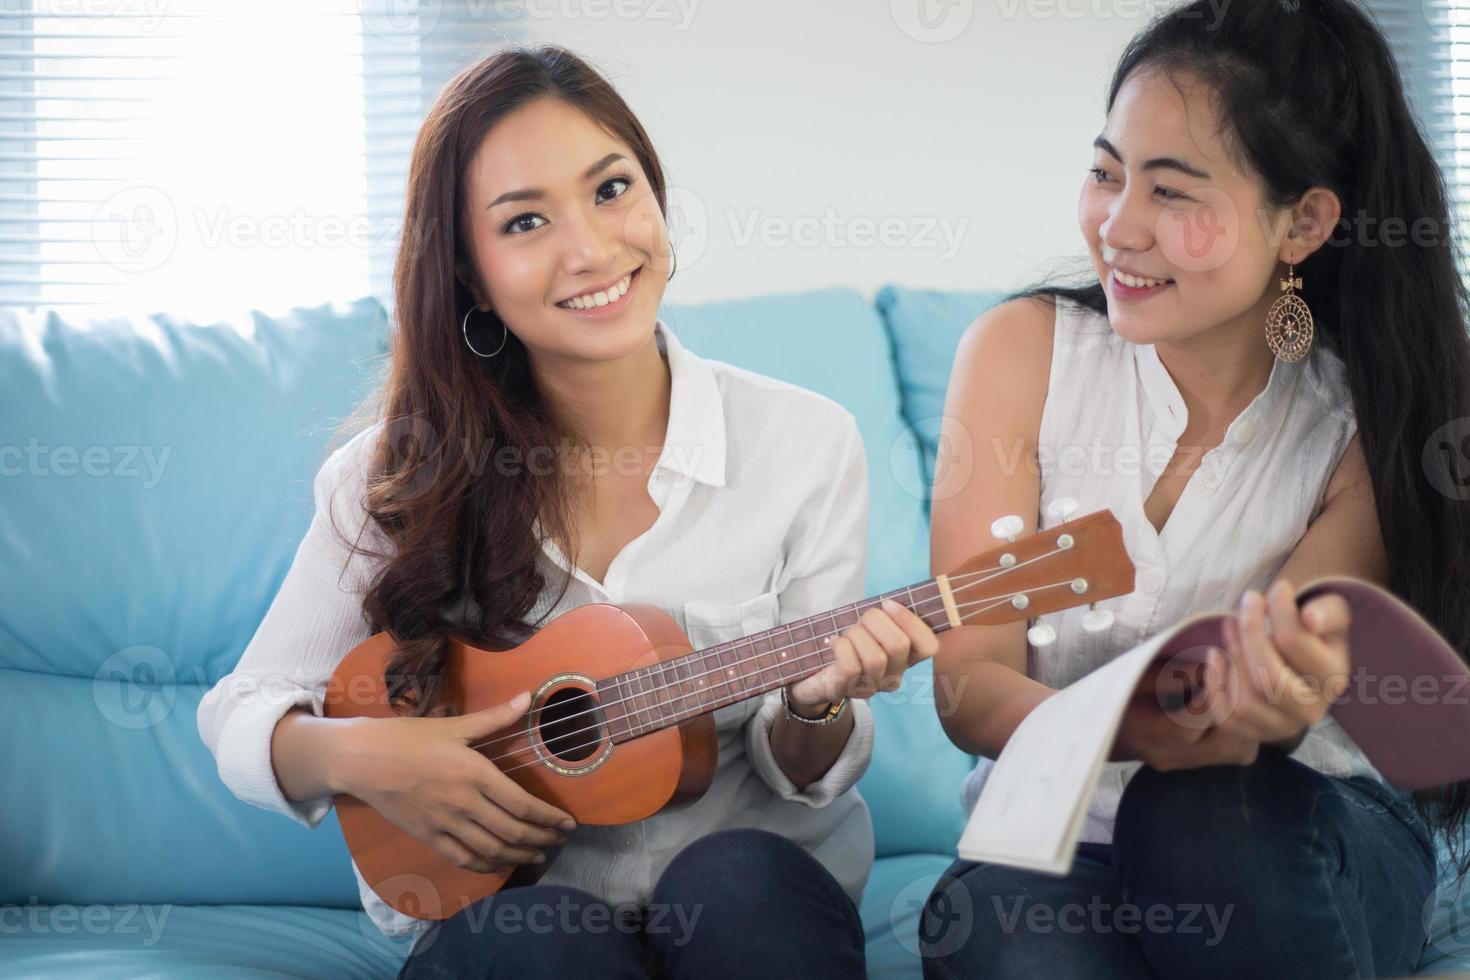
1370, 0, 1469, 267
0, 0, 522, 317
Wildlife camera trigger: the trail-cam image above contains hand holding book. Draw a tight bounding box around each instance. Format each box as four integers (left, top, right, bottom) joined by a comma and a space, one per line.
959, 575, 1470, 875
1111, 579, 1351, 771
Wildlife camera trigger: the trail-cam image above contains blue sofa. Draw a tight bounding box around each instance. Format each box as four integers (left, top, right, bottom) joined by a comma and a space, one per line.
3, 285, 1470, 977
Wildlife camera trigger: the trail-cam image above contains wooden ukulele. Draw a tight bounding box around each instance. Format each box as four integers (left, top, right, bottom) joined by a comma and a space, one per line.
324, 508, 1135, 921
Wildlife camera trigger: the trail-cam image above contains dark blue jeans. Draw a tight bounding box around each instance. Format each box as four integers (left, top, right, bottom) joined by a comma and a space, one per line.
397, 827, 865, 980
922, 749, 1437, 979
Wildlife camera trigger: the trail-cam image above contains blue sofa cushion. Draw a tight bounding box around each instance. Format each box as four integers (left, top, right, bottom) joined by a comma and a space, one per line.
858, 662, 973, 859
874, 285, 1005, 500
0, 668, 361, 908
0, 299, 388, 683
0, 301, 388, 909
0, 904, 413, 980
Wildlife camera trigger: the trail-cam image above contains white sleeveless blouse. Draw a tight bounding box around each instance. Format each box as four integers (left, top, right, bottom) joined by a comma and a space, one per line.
961, 297, 1382, 845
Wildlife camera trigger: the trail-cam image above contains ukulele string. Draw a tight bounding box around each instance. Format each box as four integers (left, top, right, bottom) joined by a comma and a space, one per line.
489, 584, 1073, 779
463, 545, 1072, 758
483, 576, 1090, 774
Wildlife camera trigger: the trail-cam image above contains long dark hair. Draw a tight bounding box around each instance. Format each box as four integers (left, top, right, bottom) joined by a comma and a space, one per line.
330, 46, 669, 718
1012, 0, 1470, 860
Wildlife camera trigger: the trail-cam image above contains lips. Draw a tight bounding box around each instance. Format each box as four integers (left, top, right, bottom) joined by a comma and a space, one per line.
556, 268, 641, 310
1110, 266, 1174, 288
554, 267, 642, 317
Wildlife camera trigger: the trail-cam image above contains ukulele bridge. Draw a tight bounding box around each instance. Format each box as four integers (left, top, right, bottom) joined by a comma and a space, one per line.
529, 672, 613, 776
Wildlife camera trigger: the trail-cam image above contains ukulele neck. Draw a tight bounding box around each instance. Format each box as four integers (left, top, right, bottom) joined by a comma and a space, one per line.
592, 508, 1136, 745
597, 580, 953, 744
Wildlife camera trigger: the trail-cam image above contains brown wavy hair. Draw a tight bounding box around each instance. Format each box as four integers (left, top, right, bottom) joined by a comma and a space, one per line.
331, 45, 669, 718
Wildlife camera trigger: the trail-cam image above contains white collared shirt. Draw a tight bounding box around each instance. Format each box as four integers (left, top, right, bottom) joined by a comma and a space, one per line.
197, 323, 876, 943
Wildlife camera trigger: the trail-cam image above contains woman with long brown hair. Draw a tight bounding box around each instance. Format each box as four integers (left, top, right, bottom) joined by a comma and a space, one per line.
197, 45, 936, 979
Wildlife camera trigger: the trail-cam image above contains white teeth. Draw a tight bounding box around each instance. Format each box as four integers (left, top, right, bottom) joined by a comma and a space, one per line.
1113, 268, 1172, 289
560, 273, 632, 310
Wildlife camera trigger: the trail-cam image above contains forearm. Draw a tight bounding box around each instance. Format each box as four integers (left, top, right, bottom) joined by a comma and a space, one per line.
934, 630, 1056, 758
270, 706, 364, 801
768, 707, 856, 789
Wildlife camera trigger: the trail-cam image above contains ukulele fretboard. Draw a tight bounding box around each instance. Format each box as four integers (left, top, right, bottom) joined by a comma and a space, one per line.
596, 580, 951, 742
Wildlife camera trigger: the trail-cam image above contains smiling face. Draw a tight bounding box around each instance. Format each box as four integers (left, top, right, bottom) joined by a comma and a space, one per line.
457, 96, 670, 365
1079, 67, 1288, 347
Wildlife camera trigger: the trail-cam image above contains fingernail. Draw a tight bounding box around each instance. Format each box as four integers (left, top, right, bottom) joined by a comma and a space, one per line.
882, 598, 903, 615
533, 852, 546, 864
510, 691, 530, 710
560, 819, 576, 832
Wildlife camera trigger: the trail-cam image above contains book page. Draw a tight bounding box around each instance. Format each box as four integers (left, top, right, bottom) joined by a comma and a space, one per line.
956, 626, 1183, 873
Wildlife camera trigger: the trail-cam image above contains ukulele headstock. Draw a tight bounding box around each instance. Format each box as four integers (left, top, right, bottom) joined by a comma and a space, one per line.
941, 510, 1134, 625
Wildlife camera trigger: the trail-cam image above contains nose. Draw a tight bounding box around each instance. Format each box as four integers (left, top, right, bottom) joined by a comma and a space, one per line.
560, 202, 620, 276
1098, 182, 1155, 256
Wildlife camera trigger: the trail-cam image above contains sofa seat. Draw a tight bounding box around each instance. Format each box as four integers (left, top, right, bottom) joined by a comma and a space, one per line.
0, 854, 957, 980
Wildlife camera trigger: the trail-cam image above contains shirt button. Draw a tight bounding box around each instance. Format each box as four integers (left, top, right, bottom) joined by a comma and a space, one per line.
1139, 566, 1166, 595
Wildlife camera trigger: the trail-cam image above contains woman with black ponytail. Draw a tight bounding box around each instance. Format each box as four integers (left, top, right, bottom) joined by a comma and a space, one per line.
925, 0, 1470, 975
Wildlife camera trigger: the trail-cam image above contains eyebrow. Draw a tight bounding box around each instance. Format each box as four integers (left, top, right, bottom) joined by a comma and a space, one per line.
1093, 136, 1210, 180
486, 153, 629, 210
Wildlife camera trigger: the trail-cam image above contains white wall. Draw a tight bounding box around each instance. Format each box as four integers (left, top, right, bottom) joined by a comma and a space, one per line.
527, 0, 1156, 304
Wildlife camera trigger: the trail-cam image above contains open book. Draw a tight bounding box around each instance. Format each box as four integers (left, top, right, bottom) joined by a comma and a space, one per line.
958, 576, 1470, 875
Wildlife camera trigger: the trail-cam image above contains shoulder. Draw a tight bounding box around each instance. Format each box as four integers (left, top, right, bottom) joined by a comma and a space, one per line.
706, 358, 863, 461
946, 294, 1065, 424
314, 420, 383, 519
1301, 344, 1358, 431
958, 293, 1058, 356
952, 293, 1118, 390
1323, 429, 1372, 506
1295, 345, 1360, 498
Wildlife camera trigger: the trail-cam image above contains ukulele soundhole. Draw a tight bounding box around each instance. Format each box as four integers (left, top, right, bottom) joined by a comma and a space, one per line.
530, 677, 611, 775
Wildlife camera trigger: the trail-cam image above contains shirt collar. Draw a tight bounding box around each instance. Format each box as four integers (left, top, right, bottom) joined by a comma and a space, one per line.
530, 323, 726, 594
655, 321, 727, 488
1134, 341, 1297, 448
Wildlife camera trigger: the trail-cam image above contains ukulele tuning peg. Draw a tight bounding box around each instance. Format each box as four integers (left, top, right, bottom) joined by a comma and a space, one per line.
1027, 622, 1058, 648
1045, 496, 1079, 523
1081, 603, 1114, 633
990, 515, 1025, 542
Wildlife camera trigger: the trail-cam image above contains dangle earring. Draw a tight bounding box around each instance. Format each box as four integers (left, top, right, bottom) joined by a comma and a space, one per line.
1265, 262, 1313, 362
462, 305, 507, 358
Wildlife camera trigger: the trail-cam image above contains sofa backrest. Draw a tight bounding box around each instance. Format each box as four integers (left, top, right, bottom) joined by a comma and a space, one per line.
0, 288, 975, 907
0, 299, 388, 907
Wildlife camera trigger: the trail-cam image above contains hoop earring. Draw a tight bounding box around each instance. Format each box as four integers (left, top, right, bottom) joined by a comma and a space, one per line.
1265, 262, 1313, 363
462, 306, 507, 358
668, 248, 678, 282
